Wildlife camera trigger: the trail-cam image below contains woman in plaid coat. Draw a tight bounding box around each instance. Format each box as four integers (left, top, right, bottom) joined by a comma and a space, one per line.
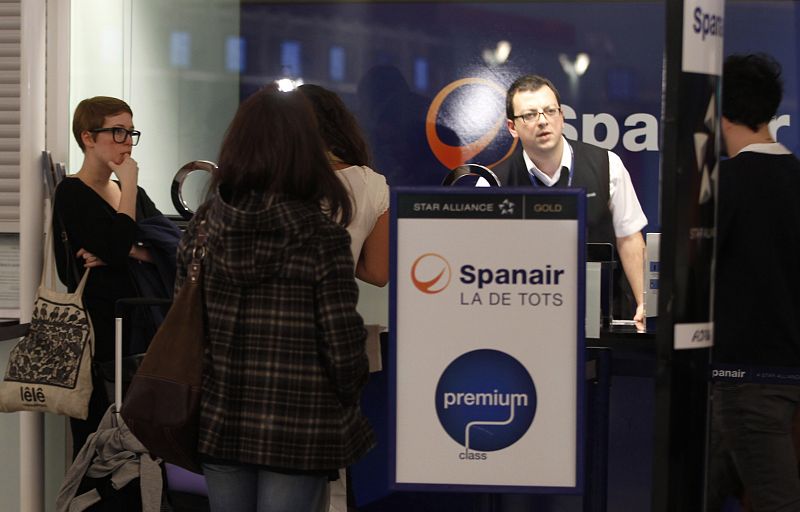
176, 85, 375, 511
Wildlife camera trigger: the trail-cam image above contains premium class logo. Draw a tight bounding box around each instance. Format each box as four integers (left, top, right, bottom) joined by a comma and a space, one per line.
435, 349, 537, 460
410, 253, 452, 294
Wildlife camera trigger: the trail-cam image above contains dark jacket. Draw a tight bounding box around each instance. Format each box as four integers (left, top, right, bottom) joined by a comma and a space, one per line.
177, 189, 374, 471
134, 215, 182, 300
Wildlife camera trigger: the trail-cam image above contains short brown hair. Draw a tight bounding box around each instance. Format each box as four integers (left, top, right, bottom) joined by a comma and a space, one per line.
506, 75, 561, 120
72, 96, 133, 152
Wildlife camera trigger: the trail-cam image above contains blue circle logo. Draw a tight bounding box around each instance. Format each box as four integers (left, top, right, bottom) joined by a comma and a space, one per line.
435, 349, 537, 452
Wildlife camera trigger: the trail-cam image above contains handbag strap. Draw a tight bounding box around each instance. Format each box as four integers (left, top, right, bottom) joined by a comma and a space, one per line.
52, 206, 83, 288
40, 225, 90, 295
187, 220, 207, 284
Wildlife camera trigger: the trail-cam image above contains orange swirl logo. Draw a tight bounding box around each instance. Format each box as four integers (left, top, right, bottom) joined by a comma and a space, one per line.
411, 253, 452, 294
426, 77, 518, 170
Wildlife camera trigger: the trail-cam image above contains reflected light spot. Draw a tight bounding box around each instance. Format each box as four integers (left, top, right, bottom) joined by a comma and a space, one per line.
575, 53, 591, 76
276, 77, 304, 92
496, 41, 511, 64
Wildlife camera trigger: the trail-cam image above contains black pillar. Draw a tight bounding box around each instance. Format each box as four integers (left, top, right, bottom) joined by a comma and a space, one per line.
652, 1, 722, 510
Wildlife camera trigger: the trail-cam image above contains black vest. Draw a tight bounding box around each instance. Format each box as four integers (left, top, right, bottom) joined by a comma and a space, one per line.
492, 140, 615, 246
493, 140, 636, 318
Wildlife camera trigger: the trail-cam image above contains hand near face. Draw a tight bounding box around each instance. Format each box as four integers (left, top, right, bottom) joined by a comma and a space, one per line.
108, 154, 139, 185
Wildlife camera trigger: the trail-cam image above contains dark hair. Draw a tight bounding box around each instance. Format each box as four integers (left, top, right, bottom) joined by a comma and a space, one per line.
298, 84, 371, 167
722, 53, 783, 131
505, 75, 562, 120
72, 96, 133, 152
211, 84, 352, 225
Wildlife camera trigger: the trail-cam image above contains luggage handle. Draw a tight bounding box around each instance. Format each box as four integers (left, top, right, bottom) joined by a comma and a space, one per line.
113, 298, 173, 418
115, 297, 172, 317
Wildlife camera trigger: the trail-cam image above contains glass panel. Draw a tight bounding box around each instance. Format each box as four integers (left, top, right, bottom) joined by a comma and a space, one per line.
238, 0, 667, 328
70, 0, 241, 214
726, 1, 798, 153
65, 0, 800, 331
240, 1, 664, 229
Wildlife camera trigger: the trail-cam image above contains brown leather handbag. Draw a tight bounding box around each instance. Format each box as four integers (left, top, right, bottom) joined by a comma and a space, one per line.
121, 222, 207, 473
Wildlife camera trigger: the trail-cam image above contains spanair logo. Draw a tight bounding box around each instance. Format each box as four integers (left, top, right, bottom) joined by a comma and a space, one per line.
411, 253, 451, 294
435, 349, 537, 460
682, 0, 724, 75
426, 77, 517, 170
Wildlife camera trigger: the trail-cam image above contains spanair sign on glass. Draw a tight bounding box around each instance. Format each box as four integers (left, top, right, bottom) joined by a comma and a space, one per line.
391, 188, 585, 492
682, 0, 724, 75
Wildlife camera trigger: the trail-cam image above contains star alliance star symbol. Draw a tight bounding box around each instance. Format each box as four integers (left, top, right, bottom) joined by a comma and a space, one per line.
693, 93, 719, 205
499, 199, 514, 215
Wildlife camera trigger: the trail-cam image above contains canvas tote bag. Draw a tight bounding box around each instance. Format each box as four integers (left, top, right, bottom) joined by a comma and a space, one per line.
0, 230, 94, 419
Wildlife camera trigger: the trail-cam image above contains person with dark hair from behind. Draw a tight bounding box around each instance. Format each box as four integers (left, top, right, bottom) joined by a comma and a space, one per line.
492, 75, 648, 326
707, 53, 800, 512
176, 84, 374, 511
53, 96, 178, 458
298, 84, 389, 287
299, 83, 389, 512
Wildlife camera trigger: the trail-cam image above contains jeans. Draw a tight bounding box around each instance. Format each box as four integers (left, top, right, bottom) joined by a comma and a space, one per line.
706, 382, 800, 512
203, 462, 329, 512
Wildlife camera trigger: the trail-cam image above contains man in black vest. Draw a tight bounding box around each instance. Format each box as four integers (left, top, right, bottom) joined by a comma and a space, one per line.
492, 75, 647, 325
706, 54, 800, 512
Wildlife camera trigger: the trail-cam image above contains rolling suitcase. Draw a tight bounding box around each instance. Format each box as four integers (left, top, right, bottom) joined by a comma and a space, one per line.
55, 298, 170, 512
115, 298, 210, 512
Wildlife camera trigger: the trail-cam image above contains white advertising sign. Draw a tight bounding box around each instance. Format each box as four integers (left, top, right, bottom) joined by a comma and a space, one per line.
682, 0, 725, 76
674, 322, 714, 350
391, 188, 585, 492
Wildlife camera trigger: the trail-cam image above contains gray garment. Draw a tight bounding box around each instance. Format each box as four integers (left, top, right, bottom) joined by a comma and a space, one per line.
56, 405, 163, 512
706, 382, 800, 512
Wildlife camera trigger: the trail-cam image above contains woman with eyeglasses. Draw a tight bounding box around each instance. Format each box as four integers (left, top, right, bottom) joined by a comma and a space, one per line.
52, 96, 179, 457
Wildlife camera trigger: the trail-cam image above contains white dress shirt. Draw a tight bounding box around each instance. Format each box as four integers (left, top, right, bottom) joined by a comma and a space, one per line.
523, 137, 648, 237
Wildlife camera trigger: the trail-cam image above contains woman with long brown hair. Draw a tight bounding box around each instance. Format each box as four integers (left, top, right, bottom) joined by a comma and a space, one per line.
176, 84, 374, 511
299, 84, 389, 287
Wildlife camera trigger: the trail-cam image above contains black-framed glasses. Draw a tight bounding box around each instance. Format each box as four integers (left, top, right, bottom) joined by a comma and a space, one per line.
513, 106, 562, 125
90, 127, 141, 145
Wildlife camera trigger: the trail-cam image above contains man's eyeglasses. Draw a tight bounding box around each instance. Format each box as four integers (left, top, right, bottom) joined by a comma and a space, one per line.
90, 127, 141, 146
513, 106, 562, 125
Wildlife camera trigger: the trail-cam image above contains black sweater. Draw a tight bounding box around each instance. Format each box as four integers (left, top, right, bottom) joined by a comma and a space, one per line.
713, 149, 800, 367
52, 177, 162, 361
